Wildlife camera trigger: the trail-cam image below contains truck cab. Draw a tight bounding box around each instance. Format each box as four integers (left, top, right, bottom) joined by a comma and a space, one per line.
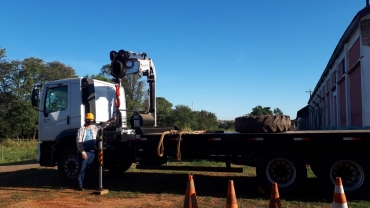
32, 77, 128, 173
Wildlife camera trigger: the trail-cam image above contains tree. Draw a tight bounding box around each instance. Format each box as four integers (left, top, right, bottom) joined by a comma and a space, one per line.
100, 64, 111, 78
156, 97, 173, 127
84, 74, 111, 83
166, 105, 218, 131
248, 105, 273, 116
121, 74, 148, 120
170, 105, 196, 130
218, 120, 235, 131
273, 107, 283, 115
194, 110, 218, 130
0, 48, 78, 139
0, 50, 38, 138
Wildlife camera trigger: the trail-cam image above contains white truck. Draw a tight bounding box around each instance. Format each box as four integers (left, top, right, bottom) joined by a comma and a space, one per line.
32, 50, 155, 180
32, 50, 370, 197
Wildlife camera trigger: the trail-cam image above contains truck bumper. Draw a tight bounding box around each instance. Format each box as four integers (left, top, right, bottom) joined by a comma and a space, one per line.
38, 141, 57, 167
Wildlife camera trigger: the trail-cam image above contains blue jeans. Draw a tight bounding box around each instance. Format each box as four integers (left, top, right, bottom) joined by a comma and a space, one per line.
78, 150, 95, 187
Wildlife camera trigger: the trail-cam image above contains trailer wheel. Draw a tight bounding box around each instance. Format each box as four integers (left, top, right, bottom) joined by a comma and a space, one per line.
256, 150, 307, 194
57, 147, 80, 182
318, 151, 369, 198
235, 115, 291, 133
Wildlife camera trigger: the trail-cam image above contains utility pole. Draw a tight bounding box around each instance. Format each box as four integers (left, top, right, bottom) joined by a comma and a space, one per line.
192, 101, 193, 111
306, 88, 313, 97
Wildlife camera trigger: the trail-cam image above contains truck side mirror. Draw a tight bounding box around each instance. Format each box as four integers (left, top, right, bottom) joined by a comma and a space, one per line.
31, 88, 39, 107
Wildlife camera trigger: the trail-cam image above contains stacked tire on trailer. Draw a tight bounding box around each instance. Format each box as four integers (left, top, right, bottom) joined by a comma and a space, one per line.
235, 115, 291, 133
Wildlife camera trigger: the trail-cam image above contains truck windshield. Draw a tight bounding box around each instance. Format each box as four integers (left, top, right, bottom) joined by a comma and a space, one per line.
45, 86, 68, 113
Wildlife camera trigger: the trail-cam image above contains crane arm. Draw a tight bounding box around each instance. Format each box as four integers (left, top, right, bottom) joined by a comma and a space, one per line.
109, 49, 157, 126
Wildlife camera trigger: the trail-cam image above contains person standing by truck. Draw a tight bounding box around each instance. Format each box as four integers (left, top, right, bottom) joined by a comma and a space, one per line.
76, 112, 116, 191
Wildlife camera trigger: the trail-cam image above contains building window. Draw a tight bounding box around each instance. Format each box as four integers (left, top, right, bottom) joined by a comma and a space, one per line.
331, 71, 336, 86
326, 79, 330, 93
340, 58, 345, 76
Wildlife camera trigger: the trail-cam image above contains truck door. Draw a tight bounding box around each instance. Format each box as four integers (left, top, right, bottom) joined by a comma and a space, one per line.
39, 84, 71, 141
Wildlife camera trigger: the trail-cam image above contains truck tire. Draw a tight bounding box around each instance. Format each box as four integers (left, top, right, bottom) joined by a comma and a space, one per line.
57, 147, 80, 182
273, 116, 283, 132
235, 115, 291, 133
318, 151, 369, 198
285, 116, 292, 129
280, 115, 291, 131
256, 150, 307, 194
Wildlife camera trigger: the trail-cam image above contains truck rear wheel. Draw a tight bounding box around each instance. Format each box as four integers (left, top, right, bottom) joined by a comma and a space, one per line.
235, 115, 291, 133
318, 151, 369, 198
57, 147, 80, 182
256, 150, 307, 194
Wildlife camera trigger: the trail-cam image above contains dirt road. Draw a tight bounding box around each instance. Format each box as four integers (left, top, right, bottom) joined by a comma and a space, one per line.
0, 163, 263, 208
1, 162, 363, 208
0, 163, 42, 173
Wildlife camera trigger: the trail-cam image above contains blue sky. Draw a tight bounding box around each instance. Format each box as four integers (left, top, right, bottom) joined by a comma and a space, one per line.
1, 0, 367, 120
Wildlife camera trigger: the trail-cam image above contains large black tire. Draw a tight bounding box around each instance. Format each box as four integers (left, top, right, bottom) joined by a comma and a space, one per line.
318, 151, 369, 198
285, 116, 292, 129
280, 115, 292, 131
57, 147, 80, 182
235, 115, 291, 133
256, 150, 307, 194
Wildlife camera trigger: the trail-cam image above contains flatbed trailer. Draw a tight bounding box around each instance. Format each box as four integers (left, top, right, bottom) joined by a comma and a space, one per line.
125, 127, 370, 196
32, 50, 369, 198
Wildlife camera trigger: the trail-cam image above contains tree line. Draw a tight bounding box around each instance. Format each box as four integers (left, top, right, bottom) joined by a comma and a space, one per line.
0, 48, 223, 139
0, 48, 284, 139
246, 105, 284, 116
0, 48, 77, 139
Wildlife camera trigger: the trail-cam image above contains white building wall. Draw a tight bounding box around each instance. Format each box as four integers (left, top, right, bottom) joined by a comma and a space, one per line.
345, 28, 361, 127
308, 9, 370, 129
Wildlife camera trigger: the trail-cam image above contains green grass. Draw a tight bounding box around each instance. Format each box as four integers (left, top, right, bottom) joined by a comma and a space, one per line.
0, 141, 369, 207
0, 139, 38, 164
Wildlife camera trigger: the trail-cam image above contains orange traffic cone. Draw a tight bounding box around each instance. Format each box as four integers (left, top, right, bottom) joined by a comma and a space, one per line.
184, 174, 198, 208
332, 177, 348, 208
226, 180, 238, 208
269, 182, 281, 208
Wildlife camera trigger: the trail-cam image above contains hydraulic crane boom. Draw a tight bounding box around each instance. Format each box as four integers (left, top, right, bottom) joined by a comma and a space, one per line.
109, 50, 157, 126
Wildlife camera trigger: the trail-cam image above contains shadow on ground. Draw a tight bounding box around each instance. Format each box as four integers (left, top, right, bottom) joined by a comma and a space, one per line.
2, 165, 367, 203
0, 159, 38, 166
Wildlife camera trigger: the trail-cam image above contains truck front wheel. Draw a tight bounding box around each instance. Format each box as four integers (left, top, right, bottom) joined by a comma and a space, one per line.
256, 150, 307, 194
57, 147, 80, 182
318, 151, 369, 198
